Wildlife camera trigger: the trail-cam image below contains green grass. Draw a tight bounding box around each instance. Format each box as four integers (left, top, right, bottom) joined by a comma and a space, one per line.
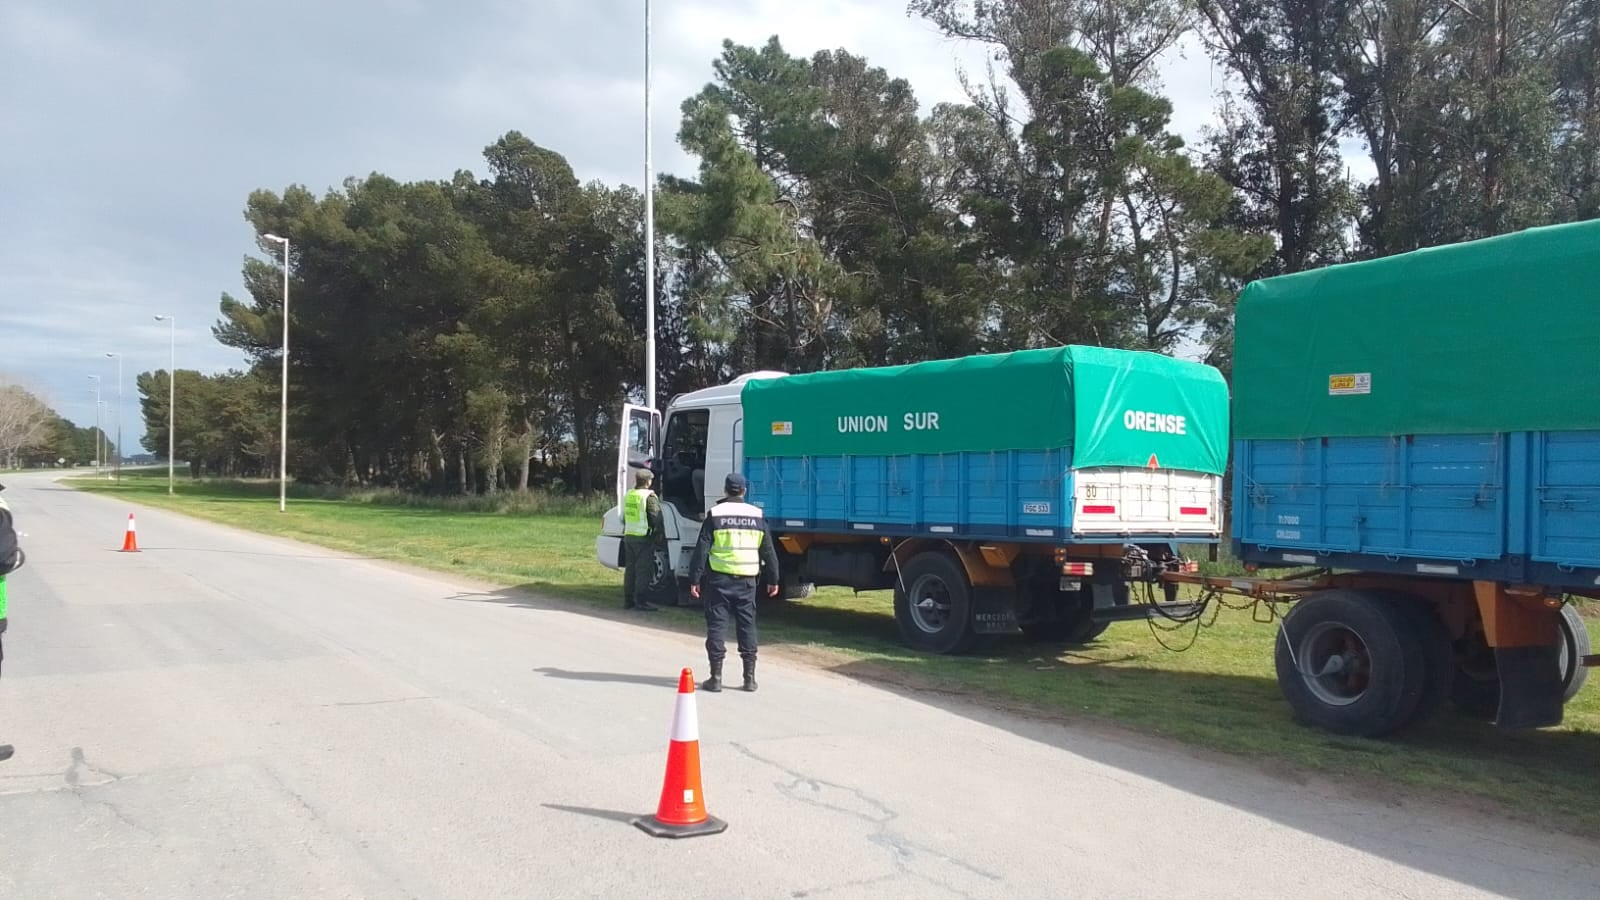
69, 469, 1600, 834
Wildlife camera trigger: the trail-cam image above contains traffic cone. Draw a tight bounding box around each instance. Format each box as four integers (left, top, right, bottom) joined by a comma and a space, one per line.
120, 513, 140, 552
631, 667, 728, 839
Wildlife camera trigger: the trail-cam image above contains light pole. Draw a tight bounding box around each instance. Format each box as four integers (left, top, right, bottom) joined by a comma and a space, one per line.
105, 352, 122, 481
97, 401, 108, 474
87, 375, 102, 474
643, 0, 656, 411
264, 233, 290, 512
154, 315, 176, 494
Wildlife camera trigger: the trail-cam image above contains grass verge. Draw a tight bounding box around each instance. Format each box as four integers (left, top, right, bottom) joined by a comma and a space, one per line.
69, 470, 1600, 834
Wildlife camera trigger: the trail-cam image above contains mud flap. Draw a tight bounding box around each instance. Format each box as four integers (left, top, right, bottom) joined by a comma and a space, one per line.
972, 586, 1020, 634
1494, 644, 1565, 730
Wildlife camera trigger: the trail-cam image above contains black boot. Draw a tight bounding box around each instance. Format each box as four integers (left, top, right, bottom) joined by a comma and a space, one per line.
702, 661, 723, 693
742, 659, 758, 692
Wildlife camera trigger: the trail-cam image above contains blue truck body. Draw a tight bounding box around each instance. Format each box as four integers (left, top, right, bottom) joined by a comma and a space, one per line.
745, 448, 1220, 546
747, 449, 1077, 542
1233, 431, 1600, 592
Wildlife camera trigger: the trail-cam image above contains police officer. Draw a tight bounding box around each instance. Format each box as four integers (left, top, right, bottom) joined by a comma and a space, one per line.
687, 473, 779, 692
0, 482, 25, 762
621, 469, 665, 612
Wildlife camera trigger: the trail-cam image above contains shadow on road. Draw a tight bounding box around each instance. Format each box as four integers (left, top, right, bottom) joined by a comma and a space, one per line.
824, 655, 1600, 897
533, 667, 682, 688
448, 578, 1600, 896
106, 546, 379, 561
450, 581, 902, 654
540, 804, 642, 825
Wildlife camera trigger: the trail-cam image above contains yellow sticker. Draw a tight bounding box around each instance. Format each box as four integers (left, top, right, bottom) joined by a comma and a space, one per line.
1328, 373, 1371, 396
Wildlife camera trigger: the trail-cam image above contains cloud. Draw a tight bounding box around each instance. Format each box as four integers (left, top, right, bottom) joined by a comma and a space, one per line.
2, 0, 1357, 449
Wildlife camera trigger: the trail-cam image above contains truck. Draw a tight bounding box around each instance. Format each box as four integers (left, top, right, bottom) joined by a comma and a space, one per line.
597, 218, 1600, 742
596, 345, 1232, 653
1169, 217, 1600, 738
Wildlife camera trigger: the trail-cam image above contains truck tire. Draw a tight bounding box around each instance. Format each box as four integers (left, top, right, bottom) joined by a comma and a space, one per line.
1391, 598, 1454, 732
1273, 590, 1429, 738
1452, 601, 1590, 718
780, 580, 815, 601
894, 551, 979, 654
1558, 602, 1590, 701
1067, 582, 1130, 645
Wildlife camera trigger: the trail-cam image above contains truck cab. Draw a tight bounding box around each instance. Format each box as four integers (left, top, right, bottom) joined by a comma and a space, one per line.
598, 348, 1229, 654
596, 372, 790, 598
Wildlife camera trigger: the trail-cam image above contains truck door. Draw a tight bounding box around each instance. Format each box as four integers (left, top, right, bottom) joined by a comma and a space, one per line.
615, 404, 660, 509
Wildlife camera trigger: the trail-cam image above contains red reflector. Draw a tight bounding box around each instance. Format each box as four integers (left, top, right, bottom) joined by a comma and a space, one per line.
1180, 507, 1209, 516
1061, 562, 1094, 576
1083, 505, 1116, 514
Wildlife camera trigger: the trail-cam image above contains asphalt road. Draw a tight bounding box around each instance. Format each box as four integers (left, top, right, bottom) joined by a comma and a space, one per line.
1, 472, 1596, 899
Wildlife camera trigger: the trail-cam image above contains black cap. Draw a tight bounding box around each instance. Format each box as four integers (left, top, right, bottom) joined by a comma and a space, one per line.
724, 472, 747, 493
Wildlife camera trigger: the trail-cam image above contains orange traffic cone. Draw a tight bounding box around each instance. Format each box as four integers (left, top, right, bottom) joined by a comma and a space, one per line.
632, 668, 728, 839
120, 513, 140, 553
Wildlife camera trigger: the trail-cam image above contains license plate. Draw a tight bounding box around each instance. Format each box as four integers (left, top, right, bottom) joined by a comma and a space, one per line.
1059, 578, 1082, 592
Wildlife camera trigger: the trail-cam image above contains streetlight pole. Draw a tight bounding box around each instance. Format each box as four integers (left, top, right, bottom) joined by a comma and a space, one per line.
87, 375, 101, 474
155, 315, 176, 494
105, 352, 122, 482
97, 402, 107, 473
643, 0, 656, 411
264, 233, 290, 512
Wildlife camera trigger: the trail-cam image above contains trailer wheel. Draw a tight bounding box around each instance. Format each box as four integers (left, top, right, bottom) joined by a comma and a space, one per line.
1556, 602, 1591, 700
894, 552, 978, 654
1452, 601, 1590, 717
1391, 599, 1454, 731
1274, 590, 1428, 738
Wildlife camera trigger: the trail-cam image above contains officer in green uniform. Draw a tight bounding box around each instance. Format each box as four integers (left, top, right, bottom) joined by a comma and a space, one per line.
621, 469, 665, 612
0, 482, 26, 762
688, 473, 779, 692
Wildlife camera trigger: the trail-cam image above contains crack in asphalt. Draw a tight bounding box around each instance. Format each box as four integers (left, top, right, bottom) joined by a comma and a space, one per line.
731, 742, 1001, 899
62, 746, 154, 837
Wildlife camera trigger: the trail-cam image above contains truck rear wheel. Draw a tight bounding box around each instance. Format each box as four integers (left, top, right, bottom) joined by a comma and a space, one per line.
1273, 590, 1429, 738
1451, 601, 1590, 718
894, 551, 979, 654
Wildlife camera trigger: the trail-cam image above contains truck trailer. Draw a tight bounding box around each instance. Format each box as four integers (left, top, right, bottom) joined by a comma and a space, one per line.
1171, 217, 1600, 738
596, 345, 1232, 653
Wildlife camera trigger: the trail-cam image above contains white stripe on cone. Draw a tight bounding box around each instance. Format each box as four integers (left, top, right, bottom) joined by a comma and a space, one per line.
670, 692, 699, 743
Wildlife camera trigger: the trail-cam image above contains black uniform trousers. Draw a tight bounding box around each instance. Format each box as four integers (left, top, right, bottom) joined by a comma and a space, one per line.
702, 571, 758, 666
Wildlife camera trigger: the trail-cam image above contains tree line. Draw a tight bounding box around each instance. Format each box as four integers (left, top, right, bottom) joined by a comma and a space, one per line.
137, 0, 1599, 494
0, 379, 119, 470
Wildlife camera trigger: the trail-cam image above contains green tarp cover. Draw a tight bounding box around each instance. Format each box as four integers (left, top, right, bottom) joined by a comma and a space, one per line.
741, 345, 1231, 475
1234, 219, 1600, 440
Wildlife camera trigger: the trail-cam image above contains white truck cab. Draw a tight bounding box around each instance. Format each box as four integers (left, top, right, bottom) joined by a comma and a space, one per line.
595, 371, 790, 593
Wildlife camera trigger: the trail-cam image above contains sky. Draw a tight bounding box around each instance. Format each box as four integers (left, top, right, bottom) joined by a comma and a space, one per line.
0, 0, 1366, 452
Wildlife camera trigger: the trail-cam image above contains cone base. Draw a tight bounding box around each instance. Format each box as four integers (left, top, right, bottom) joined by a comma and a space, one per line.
630, 813, 728, 839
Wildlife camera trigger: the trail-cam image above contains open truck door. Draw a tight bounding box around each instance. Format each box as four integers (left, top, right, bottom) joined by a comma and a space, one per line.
615, 403, 661, 508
